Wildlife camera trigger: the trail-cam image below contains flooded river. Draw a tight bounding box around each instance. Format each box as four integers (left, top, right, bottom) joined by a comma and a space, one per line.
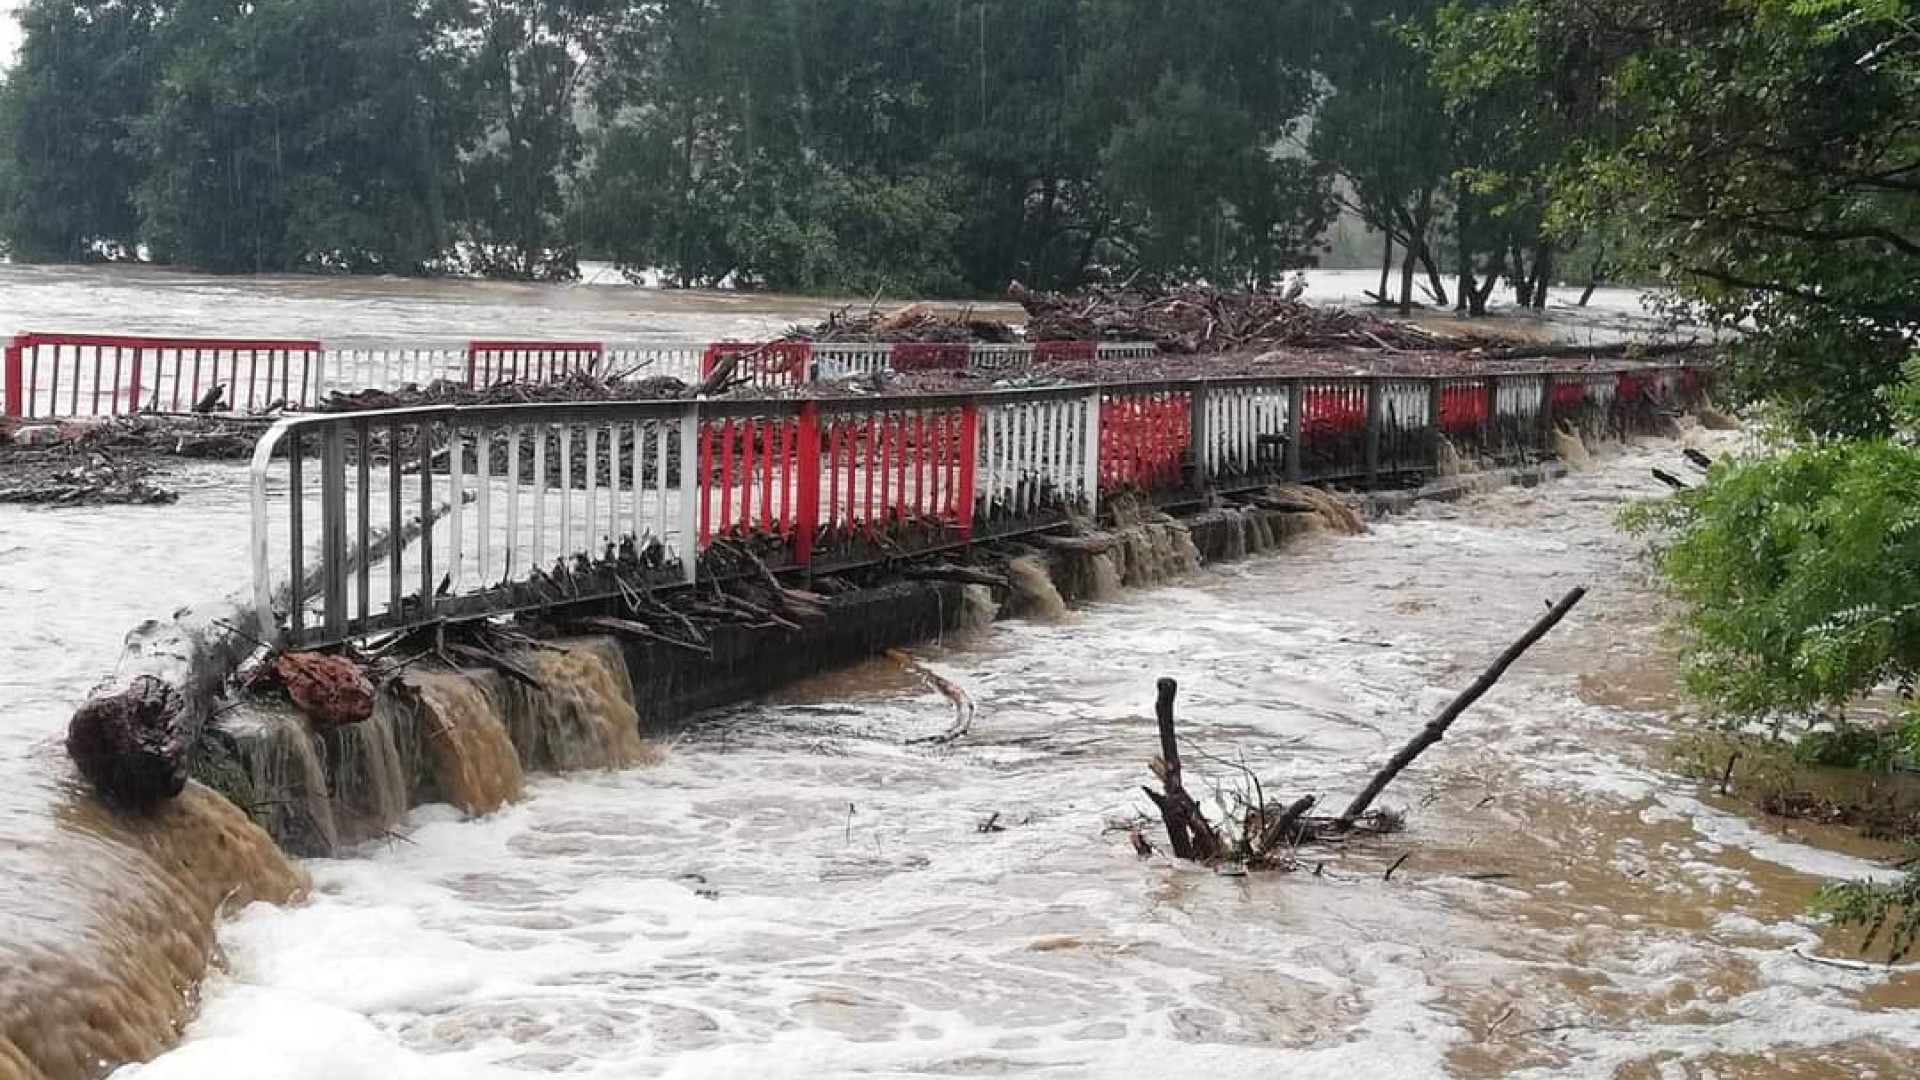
1, 267, 1905, 1078
79, 440, 1916, 1080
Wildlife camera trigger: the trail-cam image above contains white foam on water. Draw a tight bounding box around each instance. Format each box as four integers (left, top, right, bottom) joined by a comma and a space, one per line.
109, 437, 1920, 1078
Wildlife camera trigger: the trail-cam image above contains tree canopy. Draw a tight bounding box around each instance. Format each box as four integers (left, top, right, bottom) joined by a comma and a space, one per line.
0, 0, 1341, 290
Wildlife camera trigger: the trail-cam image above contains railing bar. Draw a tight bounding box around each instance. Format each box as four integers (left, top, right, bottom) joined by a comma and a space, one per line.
559, 424, 574, 560
506, 424, 522, 582
419, 420, 436, 621
476, 422, 493, 584
449, 427, 465, 591
287, 431, 306, 645
355, 417, 371, 632
388, 419, 403, 620
533, 425, 548, 568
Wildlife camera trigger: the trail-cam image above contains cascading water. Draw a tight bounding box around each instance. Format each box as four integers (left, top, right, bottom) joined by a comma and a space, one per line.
408, 671, 528, 818
0, 768, 305, 1080
1005, 556, 1068, 620
960, 584, 999, 631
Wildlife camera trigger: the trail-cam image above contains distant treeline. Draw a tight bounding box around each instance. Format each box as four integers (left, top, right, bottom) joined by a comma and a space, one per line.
0, 1, 1591, 304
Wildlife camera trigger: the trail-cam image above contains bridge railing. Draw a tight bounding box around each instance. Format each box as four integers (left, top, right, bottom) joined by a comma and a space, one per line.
4, 332, 325, 418
252, 363, 1704, 648
7, 331, 1161, 417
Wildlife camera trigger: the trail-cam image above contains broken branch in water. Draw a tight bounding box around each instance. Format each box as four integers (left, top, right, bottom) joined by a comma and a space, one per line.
1145, 679, 1226, 861
1337, 587, 1588, 828
890, 648, 978, 746
1132, 588, 1588, 872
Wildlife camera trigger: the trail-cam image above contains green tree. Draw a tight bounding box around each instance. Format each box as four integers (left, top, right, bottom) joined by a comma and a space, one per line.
1453, 0, 1920, 435
1630, 361, 1920, 959
452, 0, 625, 281
0, 0, 160, 262
133, 0, 463, 273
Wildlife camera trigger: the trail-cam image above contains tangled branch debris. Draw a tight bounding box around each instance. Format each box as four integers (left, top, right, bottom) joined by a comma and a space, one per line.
320, 371, 689, 413
1011, 281, 1472, 354
1142, 587, 1588, 871
789, 302, 1018, 344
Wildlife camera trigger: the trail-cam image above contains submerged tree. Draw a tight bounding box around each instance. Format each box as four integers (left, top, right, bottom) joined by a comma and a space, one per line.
133, 0, 465, 274
0, 0, 161, 262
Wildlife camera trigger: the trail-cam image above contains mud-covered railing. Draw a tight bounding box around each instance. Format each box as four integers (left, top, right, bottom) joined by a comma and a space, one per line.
5, 332, 325, 418
253, 364, 1707, 647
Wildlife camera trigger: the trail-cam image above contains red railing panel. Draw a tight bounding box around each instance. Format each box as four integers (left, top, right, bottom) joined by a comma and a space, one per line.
701, 341, 813, 389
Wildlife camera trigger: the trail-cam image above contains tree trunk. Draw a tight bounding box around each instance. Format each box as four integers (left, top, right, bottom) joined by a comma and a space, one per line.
1417, 239, 1450, 308
1510, 244, 1532, 307
1377, 232, 1394, 303
1579, 250, 1605, 307
1472, 254, 1503, 315
1398, 232, 1419, 315
1455, 201, 1474, 314
1529, 244, 1553, 311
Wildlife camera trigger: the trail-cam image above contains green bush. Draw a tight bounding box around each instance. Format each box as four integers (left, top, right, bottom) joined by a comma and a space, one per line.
1629, 357, 1920, 959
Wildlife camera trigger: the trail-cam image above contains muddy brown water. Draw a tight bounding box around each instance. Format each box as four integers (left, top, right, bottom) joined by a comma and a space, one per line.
77, 432, 1914, 1080
0, 267, 1904, 1077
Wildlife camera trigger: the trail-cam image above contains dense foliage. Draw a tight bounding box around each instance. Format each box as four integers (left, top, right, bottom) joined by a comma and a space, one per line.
1630, 364, 1920, 958
1428, 0, 1920, 436
0, 0, 1344, 290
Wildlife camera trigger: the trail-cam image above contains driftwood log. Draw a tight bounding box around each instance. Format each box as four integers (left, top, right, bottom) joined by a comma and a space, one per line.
66, 677, 190, 812
273, 652, 376, 728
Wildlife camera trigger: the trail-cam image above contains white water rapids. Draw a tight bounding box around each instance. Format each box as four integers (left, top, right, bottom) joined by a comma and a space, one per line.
0, 266, 1908, 1077
84, 439, 1918, 1080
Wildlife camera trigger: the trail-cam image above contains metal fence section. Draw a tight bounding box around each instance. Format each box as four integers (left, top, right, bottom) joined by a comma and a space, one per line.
467, 341, 603, 386
251, 363, 1709, 647
603, 342, 707, 383
318, 344, 466, 397
694, 399, 809, 562
250, 400, 700, 647
974, 388, 1098, 534
6, 332, 1156, 415
5, 332, 324, 418
1196, 379, 1296, 488
812, 397, 978, 565
703, 341, 814, 390
1099, 384, 1195, 498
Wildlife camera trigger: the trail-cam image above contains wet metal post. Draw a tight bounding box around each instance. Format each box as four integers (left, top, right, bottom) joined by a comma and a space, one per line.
1428, 378, 1446, 472
1285, 380, 1303, 481
320, 426, 350, 641
1539, 374, 1558, 451
1364, 377, 1383, 485
677, 405, 701, 583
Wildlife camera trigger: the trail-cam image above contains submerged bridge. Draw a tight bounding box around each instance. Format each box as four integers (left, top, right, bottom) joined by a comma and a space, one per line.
3, 328, 1704, 651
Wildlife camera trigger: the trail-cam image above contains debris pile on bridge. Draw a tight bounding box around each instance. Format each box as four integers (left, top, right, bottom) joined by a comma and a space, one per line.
1138, 588, 1587, 872
1012, 280, 1475, 354
788, 302, 1018, 344
319, 371, 690, 413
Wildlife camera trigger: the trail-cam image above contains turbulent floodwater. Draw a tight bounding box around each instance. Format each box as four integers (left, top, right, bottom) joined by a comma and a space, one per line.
0, 261, 1661, 347
0, 262, 1024, 346
86, 439, 1918, 1080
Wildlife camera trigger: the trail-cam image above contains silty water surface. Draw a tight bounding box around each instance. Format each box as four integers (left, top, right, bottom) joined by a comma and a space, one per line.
111, 437, 1920, 1080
